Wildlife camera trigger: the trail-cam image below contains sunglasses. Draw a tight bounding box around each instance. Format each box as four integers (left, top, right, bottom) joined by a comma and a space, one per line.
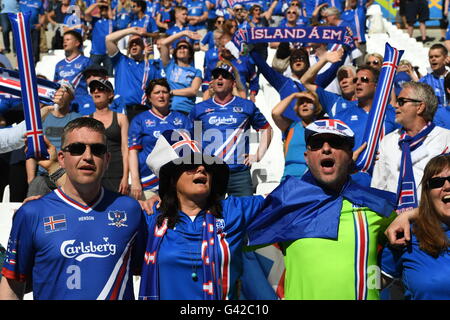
287, 11, 297, 14
367, 60, 380, 66
216, 20, 225, 24
62, 142, 107, 157
89, 85, 109, 94
352, 76, 373, 84
297, 97, 314, 105
428, 176, 450, 189
234, 8, 243, 11
396, 97, 422, 106
213, 71, 233, 80
177, 45, 189, 50
291, 56, 306, 63
182, 164, 212, 174
307, 136, 350, 151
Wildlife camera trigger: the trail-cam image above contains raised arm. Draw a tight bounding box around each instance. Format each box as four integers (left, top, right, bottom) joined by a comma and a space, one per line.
262, 0, 279, 20
105, 26, 147, 56
271, 93, 299, 132
160, 30, 202, 67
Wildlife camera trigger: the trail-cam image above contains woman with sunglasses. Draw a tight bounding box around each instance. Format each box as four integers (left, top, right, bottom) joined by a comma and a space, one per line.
381, 154, 450, 299
364, 53, 383, 71
128, 78, 192, 200
272, 90, 324, 179
200, 17, 225, 50
87, 79, 130, 195
159, 30, 202, 115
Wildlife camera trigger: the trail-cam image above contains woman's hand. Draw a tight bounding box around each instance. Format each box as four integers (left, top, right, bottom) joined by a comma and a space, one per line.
130, 182, 142, 200
384, 208, 418, 245
138, 194, 162, 215
118, 176, 129, 195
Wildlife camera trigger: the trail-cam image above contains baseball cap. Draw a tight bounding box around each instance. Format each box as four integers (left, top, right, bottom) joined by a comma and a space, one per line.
304, 119, 355, 148
88, 79, 114, 92
211, 64, 235, 80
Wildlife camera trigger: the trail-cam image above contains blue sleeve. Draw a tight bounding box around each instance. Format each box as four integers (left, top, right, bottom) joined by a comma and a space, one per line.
250, 50, 287, 92
128, 116, 143, 149
2, 203, 39, 281
316, 86, 340, 116
223, 196, 265, 230
248, 57, 259, 93
314, 50, 348, 88
380, 245, 403, 279
147, 16, 158, 33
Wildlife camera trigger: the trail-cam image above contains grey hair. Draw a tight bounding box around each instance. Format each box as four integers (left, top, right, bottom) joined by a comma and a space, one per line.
401, 81, 438, 122
323, 7, 340, 18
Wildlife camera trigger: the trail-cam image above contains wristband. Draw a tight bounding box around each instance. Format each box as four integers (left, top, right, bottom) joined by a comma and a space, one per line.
49, 167, 66, 184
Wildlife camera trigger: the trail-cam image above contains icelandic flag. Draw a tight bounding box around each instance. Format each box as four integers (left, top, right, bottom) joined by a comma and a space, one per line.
43, 214, 67, 233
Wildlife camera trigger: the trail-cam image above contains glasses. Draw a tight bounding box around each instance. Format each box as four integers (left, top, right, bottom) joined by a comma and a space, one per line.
352, 76, 373, 84
216, 20, 225, 24
62, 142, 107, 157
177, 45, 189, 50
182, 164, 212, 174
307, 136, 350, 151
396, 97, 422, 106
89, 85, 108, 94
291, 56, 306, 63
428, 176, 450, 189
367, 60, 380, 66
213, 71, 233, 80
287, 11, 297, 14
234, 8, 243, 11
297, 97, 314, 105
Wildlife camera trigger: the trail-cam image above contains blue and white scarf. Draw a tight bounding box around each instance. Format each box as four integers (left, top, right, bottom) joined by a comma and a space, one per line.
139, 211, 222, 300
396, 122, 435, 213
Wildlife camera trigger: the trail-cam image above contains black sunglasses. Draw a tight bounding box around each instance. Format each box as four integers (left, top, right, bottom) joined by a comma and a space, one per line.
213, 71, 233, 80
287, 11, 297, 14
89, 85, 108, 94
181, 164, 213, 174
367, 60, 380, 66
216, 20, 225, 24
307, 135, 350, 151
396, 97, 422, 106
428, 176, 450, 189
177, 45, 189, 50
352, 76, 372, 84
62, 142, 107, 157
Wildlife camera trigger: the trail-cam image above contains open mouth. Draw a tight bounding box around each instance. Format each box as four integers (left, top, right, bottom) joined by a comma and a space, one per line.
79, 165, 96, 172
321, 159, 335, 168
193, 176, 208, 185
443, 195, 450, 204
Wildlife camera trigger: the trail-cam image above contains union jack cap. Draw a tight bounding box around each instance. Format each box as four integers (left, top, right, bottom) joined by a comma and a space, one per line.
305, 119, 355, 144
146, 129, 229, 197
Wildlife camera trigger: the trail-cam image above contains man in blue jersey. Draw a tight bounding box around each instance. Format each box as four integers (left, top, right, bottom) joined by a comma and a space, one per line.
53, 30, 93, 115
129, 0, 158, 33
85, 0, 116, 76
0, 117, 143, 300
106, 26, 160, 122
419, 44, 450, 108
190, 65, 272, 196
19, 0, 45, 64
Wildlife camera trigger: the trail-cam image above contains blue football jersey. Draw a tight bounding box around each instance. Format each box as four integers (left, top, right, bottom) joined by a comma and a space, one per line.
128, 109, 192, 190
111, 52, 159, 106
190, 96, 269, 172
53, 54, 93, 113
1, 188, 144, 300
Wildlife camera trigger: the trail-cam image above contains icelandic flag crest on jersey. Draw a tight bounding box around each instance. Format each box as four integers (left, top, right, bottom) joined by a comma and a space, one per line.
43, 215, 67, 233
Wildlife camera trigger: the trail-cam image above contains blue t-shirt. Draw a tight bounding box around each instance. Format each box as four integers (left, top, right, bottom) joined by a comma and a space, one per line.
433, 106, 450, 130
139, 195, 265, 300
393, 71, 412, 97
128, 109, 192, 190
1, 188, 143, 300
110, 52, 160, 106
316, 86, 357, 117
186, 0, 207, 31
130, 13, 158, 33
165, 59, 202, 114
282, 121, 307, 179
420, 73, 447, 108
53, 54, 93, 113
381, 225, 450, 300
190, 96, 270, 172
114, 8, 132, 30
341, 6, 366, 43
19, 0, 43, 29
90, 17, 115, 55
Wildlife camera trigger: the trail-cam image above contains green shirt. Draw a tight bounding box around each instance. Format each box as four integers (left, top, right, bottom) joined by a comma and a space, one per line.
283, 199, 395, 300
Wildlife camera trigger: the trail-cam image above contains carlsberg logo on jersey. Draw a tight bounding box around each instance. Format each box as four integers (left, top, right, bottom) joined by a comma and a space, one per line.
60, 239, 117, 261
208, 116, 237, 126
